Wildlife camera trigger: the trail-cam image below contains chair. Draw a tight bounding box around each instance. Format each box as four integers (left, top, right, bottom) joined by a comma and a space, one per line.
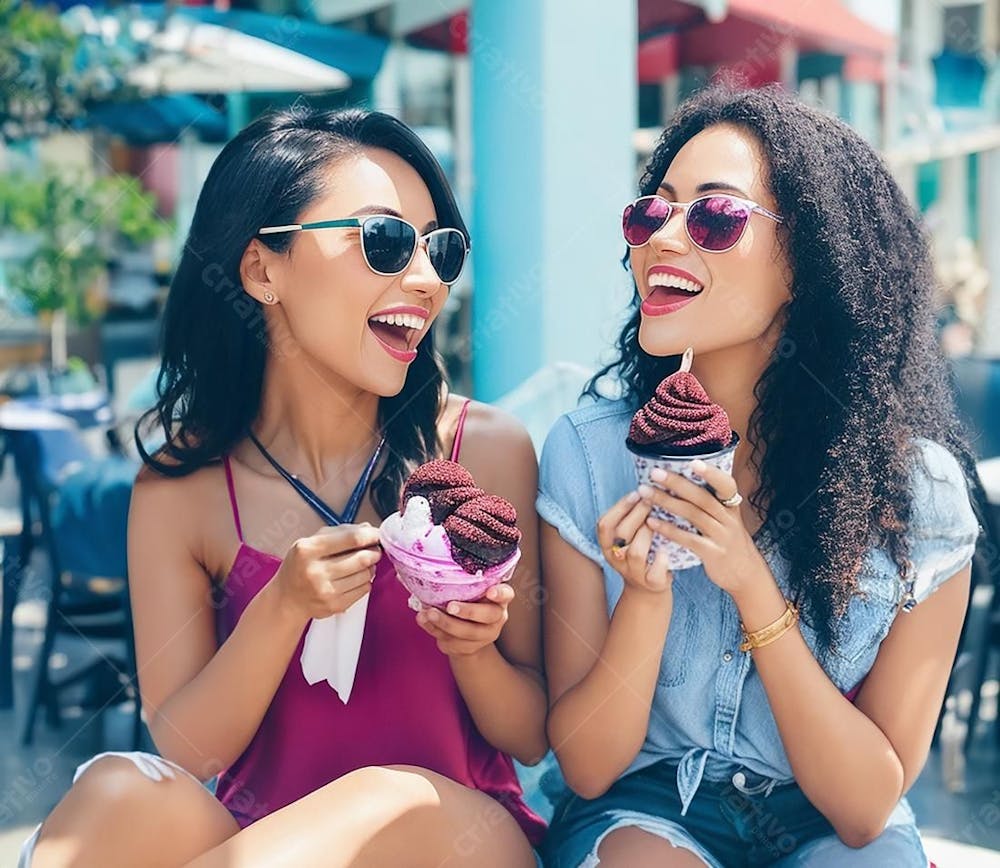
0, 414, 67, 711
937, 355, 1000, 753
10, 425, 142, 748
0, 485, 26, 710
950, 355, 1000, 460
953, 473, 1000, 753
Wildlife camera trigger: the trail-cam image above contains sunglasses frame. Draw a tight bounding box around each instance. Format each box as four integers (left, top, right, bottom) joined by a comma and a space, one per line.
622, 193, 783, 253
258, 214, 470, 285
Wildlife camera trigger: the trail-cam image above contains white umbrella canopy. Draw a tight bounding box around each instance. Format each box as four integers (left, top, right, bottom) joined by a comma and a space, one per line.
65, 6, 352, 94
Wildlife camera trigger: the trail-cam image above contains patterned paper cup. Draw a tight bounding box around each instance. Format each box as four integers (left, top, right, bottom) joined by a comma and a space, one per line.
379, 530, 521, 610
628, 434, 739, 571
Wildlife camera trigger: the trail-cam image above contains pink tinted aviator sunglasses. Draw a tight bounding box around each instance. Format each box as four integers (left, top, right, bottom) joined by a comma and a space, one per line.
622, 193, 783, 253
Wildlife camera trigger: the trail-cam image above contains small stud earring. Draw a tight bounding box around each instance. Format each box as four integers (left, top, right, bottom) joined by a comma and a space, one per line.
263, 291, 276, 304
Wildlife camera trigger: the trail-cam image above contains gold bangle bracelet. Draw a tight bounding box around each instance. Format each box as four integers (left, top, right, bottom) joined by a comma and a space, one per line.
739, 600, 799, 653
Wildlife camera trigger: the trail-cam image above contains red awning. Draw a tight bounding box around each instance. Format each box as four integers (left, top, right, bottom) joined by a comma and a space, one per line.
638, 0, 892, 83
408, 1, 892, 81
408, 10, 468, 53
844, 53, 886, 83
725, 0, 892, 56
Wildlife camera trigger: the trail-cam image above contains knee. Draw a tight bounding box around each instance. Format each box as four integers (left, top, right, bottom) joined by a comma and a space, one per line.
31, 758, 157, 864
71, 756, 159, 809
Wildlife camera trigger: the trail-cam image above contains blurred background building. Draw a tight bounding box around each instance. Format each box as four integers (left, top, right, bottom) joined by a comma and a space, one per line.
1, 2, 999, 863
2, 0, 997, 400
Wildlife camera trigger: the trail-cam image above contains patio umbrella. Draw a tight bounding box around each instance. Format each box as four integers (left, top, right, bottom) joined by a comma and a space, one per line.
84, 94, 227, 144
64, 4, 387, 94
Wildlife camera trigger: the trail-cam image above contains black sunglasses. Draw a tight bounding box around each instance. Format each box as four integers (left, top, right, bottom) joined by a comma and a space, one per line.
259, 214, 470, 285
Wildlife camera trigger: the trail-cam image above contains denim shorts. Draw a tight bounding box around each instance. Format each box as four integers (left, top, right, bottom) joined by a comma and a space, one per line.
540, 760, 928, 868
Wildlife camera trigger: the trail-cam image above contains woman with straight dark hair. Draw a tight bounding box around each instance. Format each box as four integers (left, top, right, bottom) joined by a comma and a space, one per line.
24, 107, 547, 867
538, 85, 980, 866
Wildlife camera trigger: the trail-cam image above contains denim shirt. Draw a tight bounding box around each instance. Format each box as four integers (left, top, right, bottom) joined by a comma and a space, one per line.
537, 398, 980, 816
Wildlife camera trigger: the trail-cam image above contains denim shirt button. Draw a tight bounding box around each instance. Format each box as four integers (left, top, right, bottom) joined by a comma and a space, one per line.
722, 651, 734, 663
732, 771, 746, 788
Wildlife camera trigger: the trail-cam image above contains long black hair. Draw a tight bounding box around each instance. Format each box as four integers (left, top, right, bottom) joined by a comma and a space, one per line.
589, 84, 976, 648
136, 106, 468, 519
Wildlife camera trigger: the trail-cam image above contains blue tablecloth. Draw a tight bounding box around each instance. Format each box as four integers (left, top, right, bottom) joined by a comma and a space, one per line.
51, 456, 137, 579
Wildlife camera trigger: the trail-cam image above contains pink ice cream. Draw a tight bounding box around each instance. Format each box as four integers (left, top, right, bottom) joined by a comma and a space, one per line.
379, 461, 521, 609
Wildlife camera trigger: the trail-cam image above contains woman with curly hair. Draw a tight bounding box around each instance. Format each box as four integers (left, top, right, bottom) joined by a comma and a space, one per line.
538, 85, 980, 867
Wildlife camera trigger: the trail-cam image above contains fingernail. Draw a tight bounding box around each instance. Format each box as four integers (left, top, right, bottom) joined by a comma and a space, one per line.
691, 460, 707, 472
627, 491, 640, 504
447, 602, 460, 615
638, 484, 654, 499
428, 609, 439, 622
650, 468, 667, 482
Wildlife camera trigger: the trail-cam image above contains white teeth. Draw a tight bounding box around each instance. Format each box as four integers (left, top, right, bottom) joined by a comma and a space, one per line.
647, 273, 703, 293
370, 312, 427, 330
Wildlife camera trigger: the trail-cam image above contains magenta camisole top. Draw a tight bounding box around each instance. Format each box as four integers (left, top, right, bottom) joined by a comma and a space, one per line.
212, 404, 546, 846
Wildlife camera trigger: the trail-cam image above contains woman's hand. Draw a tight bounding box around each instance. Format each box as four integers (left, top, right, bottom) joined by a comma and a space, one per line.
271, 523, 382, 622
596, 491, 673, 594
640, 459, 769, 597
416, 583, 516, 657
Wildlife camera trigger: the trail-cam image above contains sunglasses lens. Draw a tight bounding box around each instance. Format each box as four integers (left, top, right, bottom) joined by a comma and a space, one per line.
362, 216, 416, 274
427, 230, 467, 284
686, 196, 751, 251
622, 197, 671, 246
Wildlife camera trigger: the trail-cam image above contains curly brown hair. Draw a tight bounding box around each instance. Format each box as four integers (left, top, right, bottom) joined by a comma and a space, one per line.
589, 84, 977, 649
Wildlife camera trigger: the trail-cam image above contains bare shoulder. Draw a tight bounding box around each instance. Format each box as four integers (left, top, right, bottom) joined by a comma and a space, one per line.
130, 459, 233, 576
132, 459, 219, 508
464, 401, 533, 451
446, 397, 536, 491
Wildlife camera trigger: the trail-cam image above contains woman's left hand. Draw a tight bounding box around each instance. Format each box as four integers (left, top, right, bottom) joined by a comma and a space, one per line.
415, 583, 515, 657
640, 459, 770, 598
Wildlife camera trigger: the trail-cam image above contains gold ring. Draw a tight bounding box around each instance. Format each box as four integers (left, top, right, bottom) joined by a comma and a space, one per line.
720, 491, 743, 508
610, 538, 629, 559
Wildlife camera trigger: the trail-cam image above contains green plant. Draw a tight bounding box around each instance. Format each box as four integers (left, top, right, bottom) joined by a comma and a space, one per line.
0, 0, 133, 139
1, 168, 171, 323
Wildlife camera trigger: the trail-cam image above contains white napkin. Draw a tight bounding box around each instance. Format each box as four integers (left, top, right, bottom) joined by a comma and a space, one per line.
300, 592, 371, 703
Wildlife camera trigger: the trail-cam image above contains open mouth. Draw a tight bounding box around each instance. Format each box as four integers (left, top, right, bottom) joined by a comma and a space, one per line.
367, 309, 427, 363
641, 273, 703, 317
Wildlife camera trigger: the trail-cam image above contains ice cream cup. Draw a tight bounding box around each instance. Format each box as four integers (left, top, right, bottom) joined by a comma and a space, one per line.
379, 528, 521, 610
627, 433, 740, 571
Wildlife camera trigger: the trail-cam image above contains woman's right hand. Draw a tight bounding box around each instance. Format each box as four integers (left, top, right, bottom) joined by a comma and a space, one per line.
597, 491, 672, 593
272, 523, 382, 621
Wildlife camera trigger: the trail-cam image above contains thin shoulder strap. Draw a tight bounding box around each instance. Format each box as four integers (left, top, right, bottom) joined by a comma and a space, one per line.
222, 456, 245, 543
450, 399, 473, 462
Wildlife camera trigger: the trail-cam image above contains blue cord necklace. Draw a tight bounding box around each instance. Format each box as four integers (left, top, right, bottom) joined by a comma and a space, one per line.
246, 430, 386, 525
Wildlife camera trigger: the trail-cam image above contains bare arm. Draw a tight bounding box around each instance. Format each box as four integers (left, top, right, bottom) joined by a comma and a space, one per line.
418, 405, 549, 765
129, 472, 379, 778
643, 460, 972, 848
543, 492, 674, 798
730, 563, 969, 847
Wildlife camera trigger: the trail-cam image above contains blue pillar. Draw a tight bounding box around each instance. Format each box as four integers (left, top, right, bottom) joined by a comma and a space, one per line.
470, 0, 637, 401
